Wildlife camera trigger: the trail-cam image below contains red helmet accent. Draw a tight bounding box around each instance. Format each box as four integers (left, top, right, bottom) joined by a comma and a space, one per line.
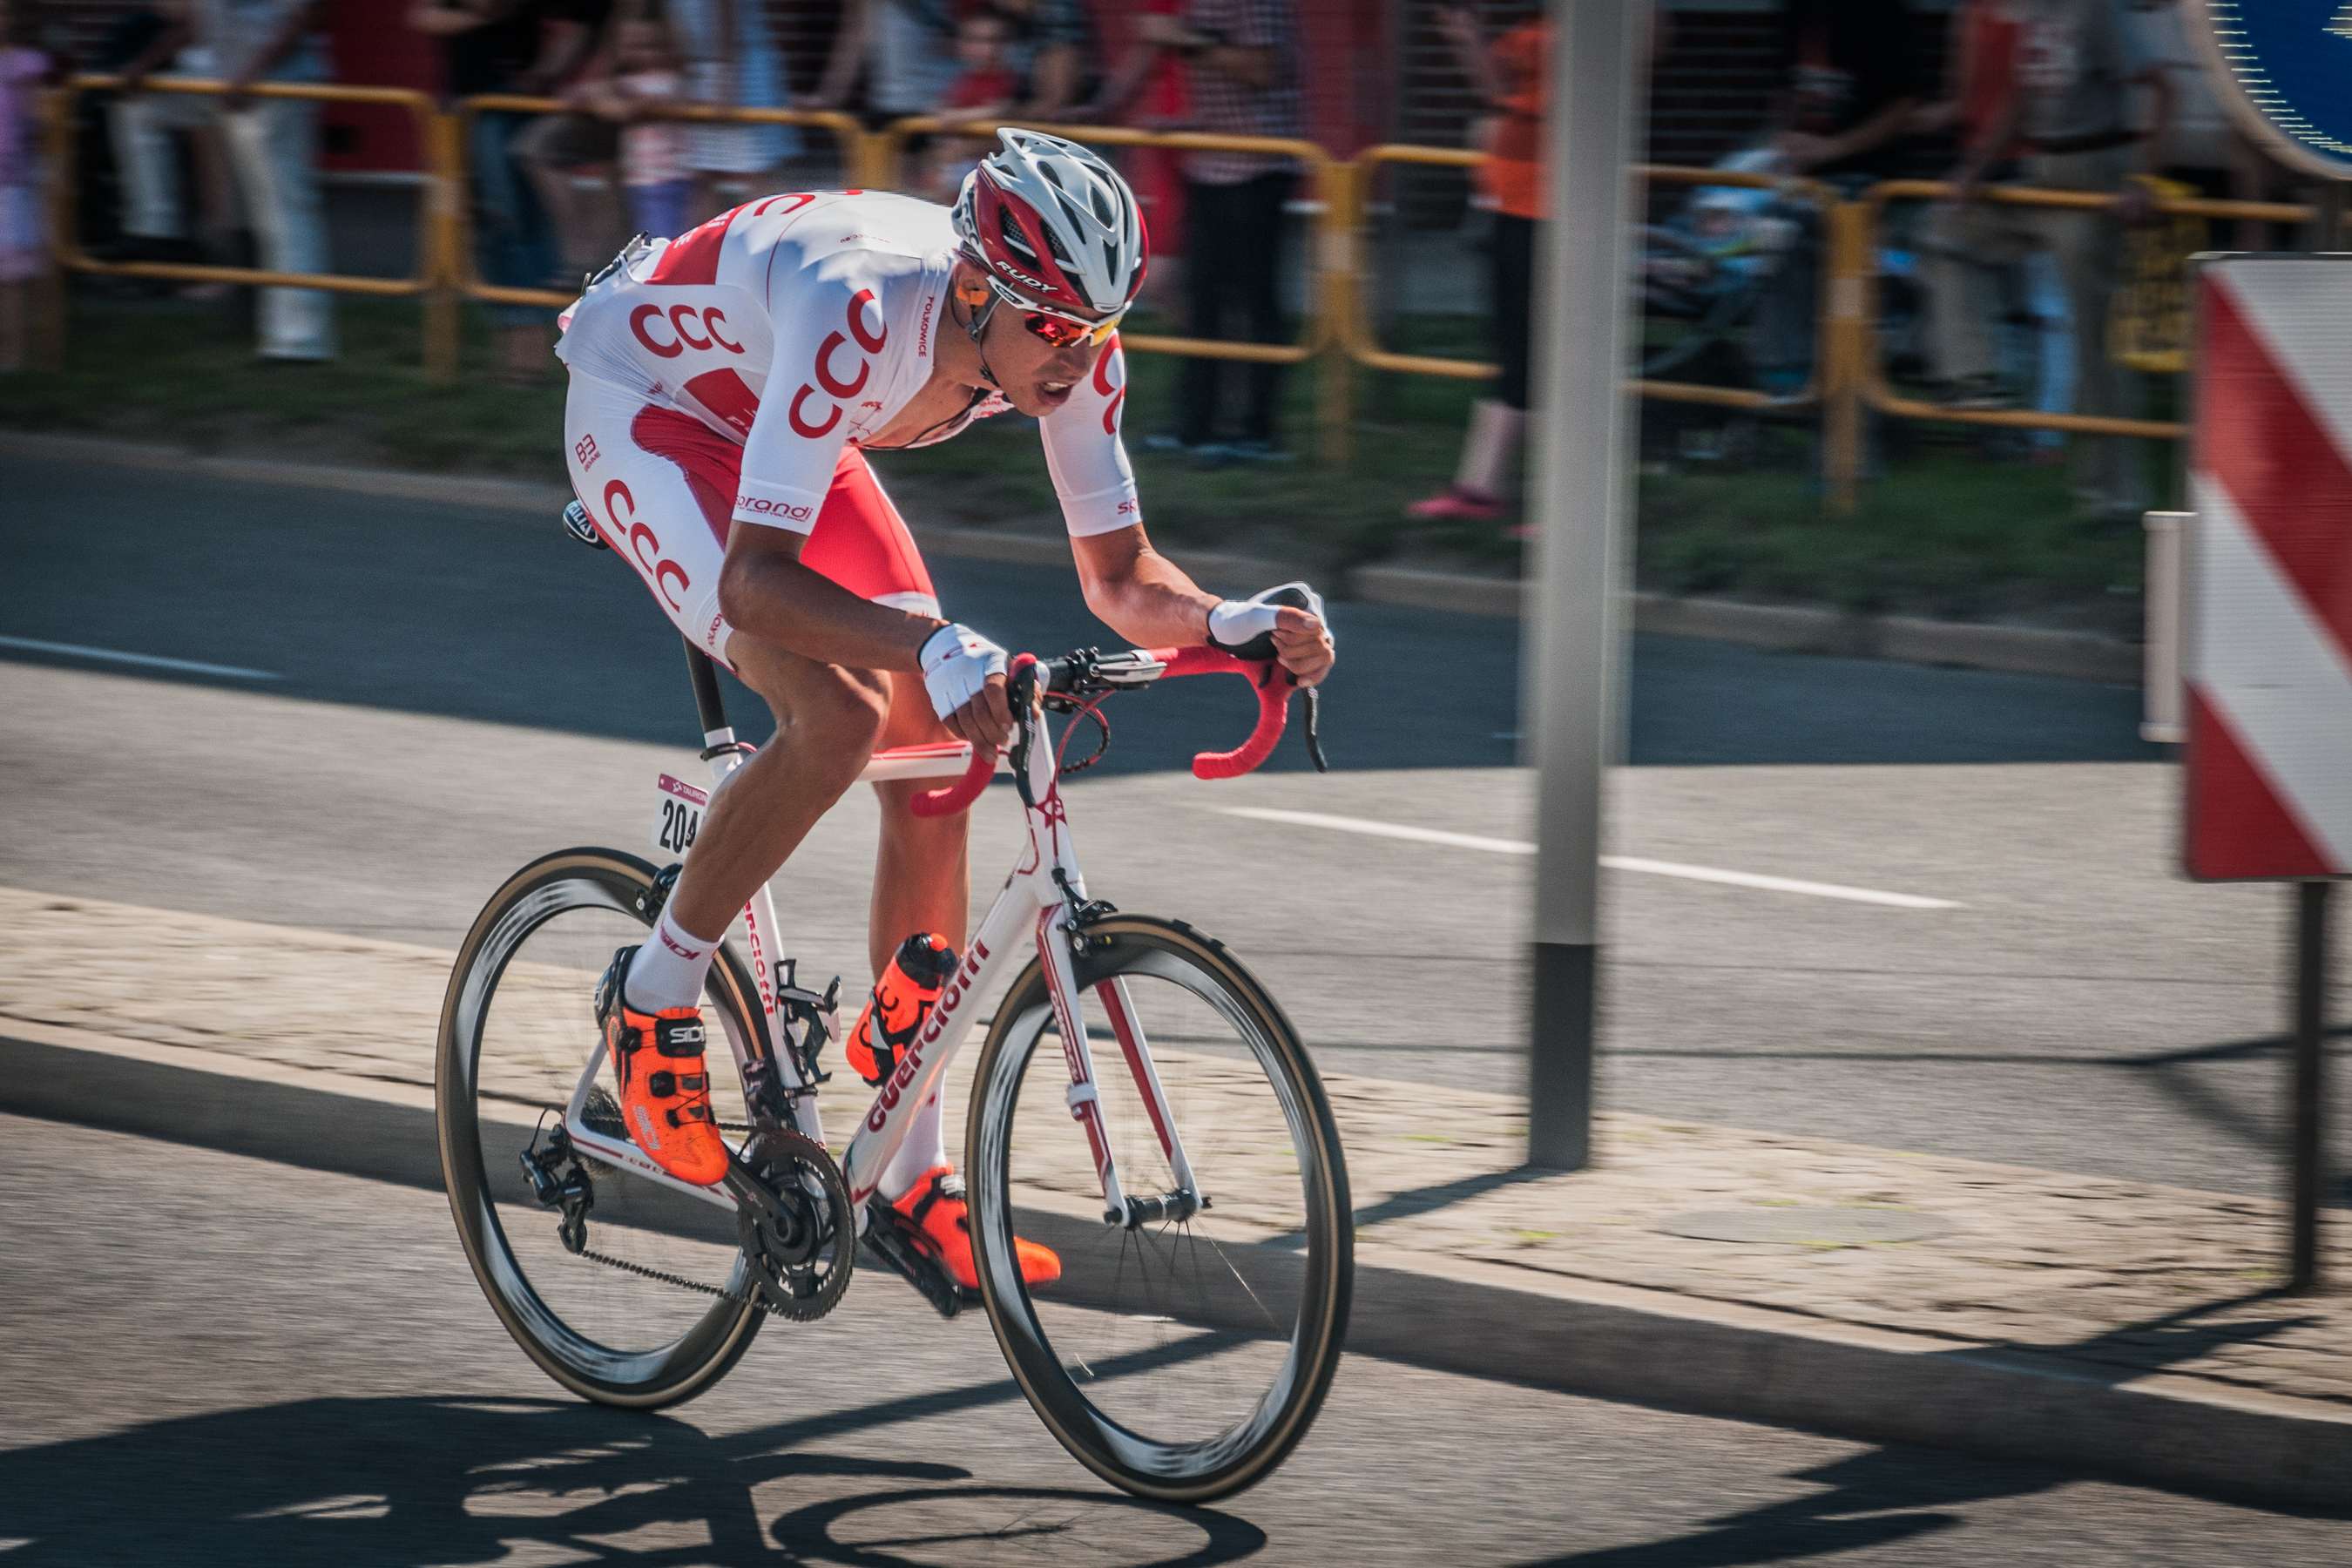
965, 172, 1095, 314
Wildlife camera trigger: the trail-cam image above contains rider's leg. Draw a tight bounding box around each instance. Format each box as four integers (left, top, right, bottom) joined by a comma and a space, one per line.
864, 669, 974, 1198
866, 671, 973, 975
626, 635, 892, 1010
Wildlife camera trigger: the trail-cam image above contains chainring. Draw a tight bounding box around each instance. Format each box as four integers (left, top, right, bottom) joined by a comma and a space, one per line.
734, 1127, 855, 1321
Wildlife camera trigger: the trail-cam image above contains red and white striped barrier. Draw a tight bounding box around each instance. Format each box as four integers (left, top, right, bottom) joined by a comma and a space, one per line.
2183, 257, 2352, 882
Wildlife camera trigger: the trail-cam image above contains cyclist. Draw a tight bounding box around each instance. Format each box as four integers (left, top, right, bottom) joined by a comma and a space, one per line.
557, 129, 1335, 1293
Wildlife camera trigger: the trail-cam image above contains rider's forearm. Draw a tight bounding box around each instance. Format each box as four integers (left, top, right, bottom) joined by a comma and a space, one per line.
718, 551, 938, 672
1078, 545, 1222, 651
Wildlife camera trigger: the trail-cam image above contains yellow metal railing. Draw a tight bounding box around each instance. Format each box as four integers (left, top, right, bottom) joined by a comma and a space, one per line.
37, 99, 2334, 492
1820, 179, 2319, 510
1343, 148, 1832, 412
50, 76, 452, 372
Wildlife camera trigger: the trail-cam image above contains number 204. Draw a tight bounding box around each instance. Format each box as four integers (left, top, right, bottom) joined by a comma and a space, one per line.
657, 799, 700, 854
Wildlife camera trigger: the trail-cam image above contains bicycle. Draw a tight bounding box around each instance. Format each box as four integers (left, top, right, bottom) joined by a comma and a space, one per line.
435, 507, 1352, 1502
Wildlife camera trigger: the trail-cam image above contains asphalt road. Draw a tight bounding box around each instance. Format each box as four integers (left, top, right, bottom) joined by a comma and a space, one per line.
2, 455, 2156, 770
4, 1112, 2338, 1568
4, 455, 2342, 1204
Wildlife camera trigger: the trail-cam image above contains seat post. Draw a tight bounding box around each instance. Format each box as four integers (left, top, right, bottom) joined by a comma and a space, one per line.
684, 639, 733, 751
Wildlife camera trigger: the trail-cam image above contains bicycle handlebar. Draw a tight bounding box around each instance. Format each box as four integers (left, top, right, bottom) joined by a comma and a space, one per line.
1157, 646, 1294, 780
909, 646, 1298, 818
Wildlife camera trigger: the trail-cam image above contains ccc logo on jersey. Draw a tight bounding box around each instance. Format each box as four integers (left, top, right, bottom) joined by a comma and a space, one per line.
789, 289, 888, 439
601, 479, 690, 611
630, 304, 744, 360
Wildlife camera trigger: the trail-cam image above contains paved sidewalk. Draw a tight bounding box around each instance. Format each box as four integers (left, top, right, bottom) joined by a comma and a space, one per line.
5, 882, 2348, 1499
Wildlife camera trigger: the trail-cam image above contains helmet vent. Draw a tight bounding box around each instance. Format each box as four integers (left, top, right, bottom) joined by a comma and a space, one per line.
997, 206, 1041, 266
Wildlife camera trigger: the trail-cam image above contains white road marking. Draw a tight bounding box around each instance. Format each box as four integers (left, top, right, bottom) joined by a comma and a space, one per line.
0, 634, 280, 681
1218, 807, 1963, 909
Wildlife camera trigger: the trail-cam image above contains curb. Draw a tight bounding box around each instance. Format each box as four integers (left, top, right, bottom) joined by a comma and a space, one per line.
1351, 566, 2143, 685
7, 1017, 2345, 1512
7, 432, 2144, 685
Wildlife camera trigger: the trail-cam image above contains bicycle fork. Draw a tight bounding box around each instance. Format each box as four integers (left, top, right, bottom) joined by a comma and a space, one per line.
1016, 733, 1203, 1230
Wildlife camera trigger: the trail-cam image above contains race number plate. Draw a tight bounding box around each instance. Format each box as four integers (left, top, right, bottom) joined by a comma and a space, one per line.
650, 774, 706, 859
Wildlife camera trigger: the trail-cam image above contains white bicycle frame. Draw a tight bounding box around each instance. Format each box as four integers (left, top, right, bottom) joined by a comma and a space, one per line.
557, 688, 1202, 1227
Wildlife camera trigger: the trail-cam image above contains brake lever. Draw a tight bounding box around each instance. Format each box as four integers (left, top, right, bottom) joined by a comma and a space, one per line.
1301, 683, 1328, 774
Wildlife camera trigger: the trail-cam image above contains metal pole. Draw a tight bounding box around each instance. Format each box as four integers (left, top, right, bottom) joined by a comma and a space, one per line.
1821, 201, 1867, 514
34, 86, 72, 373
1316, 163, 1355, 467
424, 112, 463, 383
2289, 880, 2331, 1292
1524, 0, 1644, 1169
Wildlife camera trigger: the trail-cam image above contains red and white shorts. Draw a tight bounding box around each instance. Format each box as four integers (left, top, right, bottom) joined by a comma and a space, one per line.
563, 373, 938, 672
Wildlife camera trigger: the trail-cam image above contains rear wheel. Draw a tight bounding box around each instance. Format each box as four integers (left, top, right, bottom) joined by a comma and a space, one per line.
964, 916, 1351, 1503
436, 847, 769, 1408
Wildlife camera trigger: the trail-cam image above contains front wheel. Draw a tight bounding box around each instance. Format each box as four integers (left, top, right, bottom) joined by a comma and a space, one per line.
964, 916, 1352, 1503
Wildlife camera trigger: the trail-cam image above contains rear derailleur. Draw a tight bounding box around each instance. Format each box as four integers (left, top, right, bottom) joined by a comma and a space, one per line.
519, 1115, 596, 1255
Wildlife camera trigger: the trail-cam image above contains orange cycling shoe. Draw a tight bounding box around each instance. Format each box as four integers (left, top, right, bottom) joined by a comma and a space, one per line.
891, 1165, 1060, 1291
594, 946, 731, 1187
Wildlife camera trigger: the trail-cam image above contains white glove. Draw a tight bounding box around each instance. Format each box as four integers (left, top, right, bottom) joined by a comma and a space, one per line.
918, 623, 1008, 724
1207, 582, 1329, 661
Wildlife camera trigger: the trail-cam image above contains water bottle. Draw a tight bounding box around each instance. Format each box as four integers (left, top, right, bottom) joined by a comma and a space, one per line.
845, 932, 957, 1085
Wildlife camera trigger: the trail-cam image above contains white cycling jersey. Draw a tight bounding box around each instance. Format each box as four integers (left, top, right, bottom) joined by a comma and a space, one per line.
556, 189, 1141, 539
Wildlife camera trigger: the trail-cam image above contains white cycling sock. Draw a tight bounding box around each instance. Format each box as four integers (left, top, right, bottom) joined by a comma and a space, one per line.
879, 1091, 950, 1201
1453, 398, 1526, 499
625, 907, 723, 1013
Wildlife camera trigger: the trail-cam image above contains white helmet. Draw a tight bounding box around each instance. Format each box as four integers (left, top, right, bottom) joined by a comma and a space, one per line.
953, 128, 1149, 315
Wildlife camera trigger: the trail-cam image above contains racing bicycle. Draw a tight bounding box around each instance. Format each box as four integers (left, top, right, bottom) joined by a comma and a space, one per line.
434, 506, 1352, 1502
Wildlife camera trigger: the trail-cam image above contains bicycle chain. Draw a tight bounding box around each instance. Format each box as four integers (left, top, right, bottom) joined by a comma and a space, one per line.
571, 1239, 778, 1314
561, 1126, 847, 1323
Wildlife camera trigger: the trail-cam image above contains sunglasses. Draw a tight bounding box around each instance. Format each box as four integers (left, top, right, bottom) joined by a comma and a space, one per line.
986, 277, 1125, 348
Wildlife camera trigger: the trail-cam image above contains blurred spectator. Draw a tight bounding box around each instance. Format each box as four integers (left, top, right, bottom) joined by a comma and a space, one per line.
1087, 0, 1186, 126
101, 7, 243, 282
0, 0, 51, 373
1922, 0, 2161, 520
926, 5, 1018, 198
120, 0, 339, 362
1406, 4, 1544, 524
1143, 0, 1302, 464
2126, 0, 2268, 247
580, 12, 691, 238
412, 0, 558, 383
1409, 4, 1670, 525
994, 0, 1093, 120
1914, 0, 2058, 449
1753, 0, 1922, 395
512, 0, 622, 282
1083, 0, 1193, 262
942, 7, 1019, 121
666, 0, 795, 222
813, 0, 956, 126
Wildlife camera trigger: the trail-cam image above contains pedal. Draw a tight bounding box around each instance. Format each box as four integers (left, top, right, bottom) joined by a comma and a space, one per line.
860, 1203, 978, 1319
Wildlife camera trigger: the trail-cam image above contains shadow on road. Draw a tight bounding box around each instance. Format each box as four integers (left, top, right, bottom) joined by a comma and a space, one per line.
1510, 1288, 2349, 1568
0, 1391, 1266, 1566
